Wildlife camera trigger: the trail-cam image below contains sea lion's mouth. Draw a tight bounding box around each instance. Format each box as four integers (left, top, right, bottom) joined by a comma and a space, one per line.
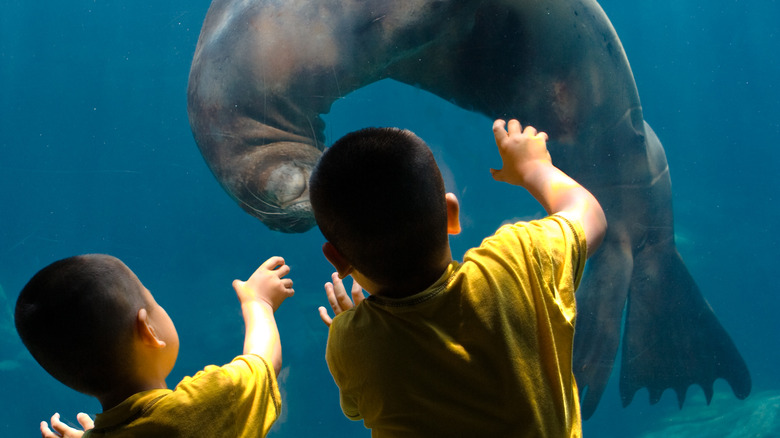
260, 199, 315, 233
237, 191, 315, 233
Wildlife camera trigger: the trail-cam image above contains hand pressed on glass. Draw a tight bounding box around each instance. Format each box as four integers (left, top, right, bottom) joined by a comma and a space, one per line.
319, 273, 365, 327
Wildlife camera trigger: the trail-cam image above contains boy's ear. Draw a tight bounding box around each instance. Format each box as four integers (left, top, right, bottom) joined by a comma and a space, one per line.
136, 308, 166, 349
446, 193, 461, 235
322, 242, 354, 279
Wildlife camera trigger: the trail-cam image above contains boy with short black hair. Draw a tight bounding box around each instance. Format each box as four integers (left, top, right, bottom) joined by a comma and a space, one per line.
314, 119, 606, 437
15, 254, 293, 437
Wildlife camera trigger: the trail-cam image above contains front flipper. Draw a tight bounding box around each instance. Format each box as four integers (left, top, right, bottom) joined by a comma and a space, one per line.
620, 242, 751, 407
573, 231, 633, 420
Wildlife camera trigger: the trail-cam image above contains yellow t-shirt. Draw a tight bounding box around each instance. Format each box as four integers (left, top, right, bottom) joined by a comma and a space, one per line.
326, 214, 586, 438
84, 354, 281, 437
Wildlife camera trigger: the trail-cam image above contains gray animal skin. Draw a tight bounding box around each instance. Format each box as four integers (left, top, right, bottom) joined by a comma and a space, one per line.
187, 0, 751, 418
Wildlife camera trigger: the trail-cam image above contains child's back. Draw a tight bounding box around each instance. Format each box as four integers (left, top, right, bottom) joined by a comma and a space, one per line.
314, 120, 606, 437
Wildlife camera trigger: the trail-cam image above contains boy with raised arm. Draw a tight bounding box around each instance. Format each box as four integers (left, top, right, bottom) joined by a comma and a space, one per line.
313, 119, 606, 437
15, 254, 293, 437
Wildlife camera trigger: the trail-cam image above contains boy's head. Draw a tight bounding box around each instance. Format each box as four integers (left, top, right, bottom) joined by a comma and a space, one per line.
310, 127, 457, 291
15, 254, 178, 399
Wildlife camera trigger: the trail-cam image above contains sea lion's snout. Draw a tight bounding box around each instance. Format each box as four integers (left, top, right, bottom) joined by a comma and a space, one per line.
225, 142, 321, 233
264, 162, 309, 209
257, 161, 316, 233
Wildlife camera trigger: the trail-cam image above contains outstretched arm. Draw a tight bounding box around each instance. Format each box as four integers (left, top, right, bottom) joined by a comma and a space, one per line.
232, 256, 295, 375
490, 119, 606, 257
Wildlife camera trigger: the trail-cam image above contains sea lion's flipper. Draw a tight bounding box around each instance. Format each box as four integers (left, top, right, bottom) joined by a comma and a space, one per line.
573, 235, 633, 420
620, 243, 751, 408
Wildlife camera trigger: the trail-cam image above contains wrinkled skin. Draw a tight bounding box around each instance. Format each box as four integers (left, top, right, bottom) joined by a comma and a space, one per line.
187, 0, 750, 417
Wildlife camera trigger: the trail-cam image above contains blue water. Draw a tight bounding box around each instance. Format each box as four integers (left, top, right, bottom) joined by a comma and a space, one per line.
1, 1, 778, 436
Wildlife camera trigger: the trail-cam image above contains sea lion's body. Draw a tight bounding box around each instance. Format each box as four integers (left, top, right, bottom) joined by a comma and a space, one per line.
188, 0, 750, 417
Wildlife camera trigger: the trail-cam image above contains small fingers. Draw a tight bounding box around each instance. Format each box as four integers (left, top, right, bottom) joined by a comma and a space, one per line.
50, 412, 67, 432
332, 274, 354, 311
46, 412, 82, 438
492, 118, 507, 135
318, 306, 333, 326
76, 413, 94, 431
41, 420, 56, 438
242, 257, 285, 285
506, 119, 522, 134
522, 125, 548, 142
273, 262, 291, 278
350, 280, 365, 305
260, 256, 285, 271
324, 281, 341, 314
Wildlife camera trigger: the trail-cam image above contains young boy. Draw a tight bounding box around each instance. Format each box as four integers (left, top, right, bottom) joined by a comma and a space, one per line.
313, 119, 606, 437
15, 254, 294, 437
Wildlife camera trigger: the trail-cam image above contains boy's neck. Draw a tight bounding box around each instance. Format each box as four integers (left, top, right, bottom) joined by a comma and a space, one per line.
97, 376, 169, 411
371, 255, 453, 299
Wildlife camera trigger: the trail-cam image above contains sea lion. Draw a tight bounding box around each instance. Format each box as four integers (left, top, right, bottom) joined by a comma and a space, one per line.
187, 0, 751, 418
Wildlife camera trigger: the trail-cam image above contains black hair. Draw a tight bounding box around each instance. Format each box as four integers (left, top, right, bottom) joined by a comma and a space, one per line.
15, 254, 144, 397
309, 127, 449, 287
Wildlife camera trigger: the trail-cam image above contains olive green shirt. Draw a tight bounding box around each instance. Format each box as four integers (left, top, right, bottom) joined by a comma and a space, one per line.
85, 354, 281, 437
326, 214, 586, 437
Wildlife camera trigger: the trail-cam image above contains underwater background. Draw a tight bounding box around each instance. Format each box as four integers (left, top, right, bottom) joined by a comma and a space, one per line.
1, 0, 778, 436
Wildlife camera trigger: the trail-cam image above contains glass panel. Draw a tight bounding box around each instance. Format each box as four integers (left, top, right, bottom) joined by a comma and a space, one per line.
1, 1, 776, 436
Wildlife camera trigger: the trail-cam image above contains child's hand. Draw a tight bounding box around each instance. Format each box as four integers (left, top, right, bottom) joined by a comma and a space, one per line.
233, 256, 294, 312
319, 272, 365, 327
41, 412, 93, 438
490, 119, 551, 187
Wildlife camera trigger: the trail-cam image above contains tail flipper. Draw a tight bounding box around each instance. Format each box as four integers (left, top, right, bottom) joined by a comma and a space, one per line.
573, 235, 633, 419
620, 241, 751, 407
